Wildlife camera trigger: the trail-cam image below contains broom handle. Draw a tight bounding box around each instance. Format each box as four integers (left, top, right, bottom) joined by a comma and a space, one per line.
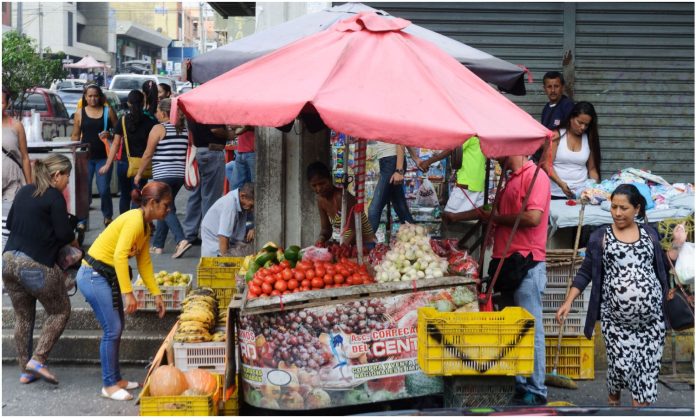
554, 200, 586, 371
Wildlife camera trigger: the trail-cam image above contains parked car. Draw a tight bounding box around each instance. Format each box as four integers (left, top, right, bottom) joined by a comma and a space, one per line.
50, 78, 87, 91
104, 90, 126, 119
9, 87, 72, 138
109, 74, 177, 105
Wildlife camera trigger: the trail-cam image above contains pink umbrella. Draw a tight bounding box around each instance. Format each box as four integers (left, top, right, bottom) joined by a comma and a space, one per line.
178, 12, 551, 158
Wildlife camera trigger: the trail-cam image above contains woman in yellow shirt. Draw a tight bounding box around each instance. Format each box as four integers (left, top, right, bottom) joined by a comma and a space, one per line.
76, 181, 171, 401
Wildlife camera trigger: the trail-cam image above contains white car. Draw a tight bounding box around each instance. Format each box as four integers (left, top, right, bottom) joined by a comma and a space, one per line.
50, 79, 87, 91
109, 74, 177, 105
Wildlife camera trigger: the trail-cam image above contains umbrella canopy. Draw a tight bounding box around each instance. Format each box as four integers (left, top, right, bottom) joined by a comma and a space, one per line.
64, 55, 109, 70
191, 3, 526, 95
178, 12, 551, 158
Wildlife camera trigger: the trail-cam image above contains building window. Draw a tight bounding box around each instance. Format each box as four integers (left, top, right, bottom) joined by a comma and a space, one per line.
67, 12, 73, 46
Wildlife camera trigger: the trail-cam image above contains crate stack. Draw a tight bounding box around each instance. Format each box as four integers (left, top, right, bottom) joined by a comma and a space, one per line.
542, 249, 595, 380
417, 307, 536, 407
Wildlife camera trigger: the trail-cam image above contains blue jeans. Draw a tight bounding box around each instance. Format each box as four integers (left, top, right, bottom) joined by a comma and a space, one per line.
182, 148, 225, 240
513, 261, 547, 399
116, 160, 147, 215
230, 151, 255, 191
225, 161, 235, 190
76, 266, 124, 387
152, 177, 186, 248
368, 155, 414, 233
87, 159, 113, 219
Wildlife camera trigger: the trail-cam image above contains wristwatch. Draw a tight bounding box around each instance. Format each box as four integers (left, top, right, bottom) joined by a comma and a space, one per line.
395, 168, 405, 175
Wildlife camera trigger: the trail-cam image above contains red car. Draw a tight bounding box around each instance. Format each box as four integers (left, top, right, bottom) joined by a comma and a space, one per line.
9, 87, 72, 138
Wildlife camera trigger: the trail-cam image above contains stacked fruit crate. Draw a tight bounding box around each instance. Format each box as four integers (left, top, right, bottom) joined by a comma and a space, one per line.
543, 249, 595, 380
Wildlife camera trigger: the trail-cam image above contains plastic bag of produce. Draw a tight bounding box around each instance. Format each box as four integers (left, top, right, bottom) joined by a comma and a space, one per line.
300, 246, 333, 262
416, 179, 439, 207
675, 242, 694, 285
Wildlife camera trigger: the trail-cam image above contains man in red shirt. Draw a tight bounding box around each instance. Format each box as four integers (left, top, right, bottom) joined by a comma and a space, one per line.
230, 126, 255, 190
484, 154, 551, 406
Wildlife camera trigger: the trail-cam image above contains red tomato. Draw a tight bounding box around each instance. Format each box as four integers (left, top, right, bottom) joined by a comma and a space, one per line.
300, 286, 310, 292
247, 292, 256, 299
287, 279, 299, 290
294, 271, 306, 281
263, 275, 275, 285
315, 267, 326, 277
325, 284, 334, 289
311, 277, 324, 289
274, 280, 288, 292
301, 279, 311, 288
249, 284, 262, 295
281, 269, 293, 281
326, 266, 336, 275
305, 269, 316, 280
271, 289, 281, 296
346, 277, 354, 286
271, 264, 282, 274
279, 260, 290, 269
295, 261, 309, 271
293, 288, 300, 293
261, 282, 273, 295
252, 277, 263, 287
352, 276, 363, 285
334, 275, 345, 285
257, 268, 268, 276
282, 290, 291, 295
274, 272, 283, 282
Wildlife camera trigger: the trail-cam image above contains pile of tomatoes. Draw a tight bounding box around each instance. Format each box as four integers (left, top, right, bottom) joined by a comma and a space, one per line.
247, 259, 374, 299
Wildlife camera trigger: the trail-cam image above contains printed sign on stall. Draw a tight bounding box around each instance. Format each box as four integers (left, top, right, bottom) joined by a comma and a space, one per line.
239, 284, 478, 409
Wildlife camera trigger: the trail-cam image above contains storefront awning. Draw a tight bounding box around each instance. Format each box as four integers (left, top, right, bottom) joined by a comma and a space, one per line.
116, 21, 172, 48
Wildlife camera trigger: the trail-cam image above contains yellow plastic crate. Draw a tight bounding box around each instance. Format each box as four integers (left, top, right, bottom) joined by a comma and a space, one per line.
545, 336, 595, 380
197, 257, 243, 289
214, 287, 236, 310
216, 374, 239, 416
417, 307, 535, 377
139, 376, 219, 416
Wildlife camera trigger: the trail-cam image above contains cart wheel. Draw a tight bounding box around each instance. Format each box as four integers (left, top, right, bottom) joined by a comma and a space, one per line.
443, 376, 515, 408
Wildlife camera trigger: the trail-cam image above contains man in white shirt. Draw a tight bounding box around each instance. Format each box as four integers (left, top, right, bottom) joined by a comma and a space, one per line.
201, 182, 255, 257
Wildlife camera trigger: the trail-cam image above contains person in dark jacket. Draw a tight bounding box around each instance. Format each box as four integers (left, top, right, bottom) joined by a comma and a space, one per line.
2, 154, 76, 385
556, 184, 670, 407
531, 71, 574, 164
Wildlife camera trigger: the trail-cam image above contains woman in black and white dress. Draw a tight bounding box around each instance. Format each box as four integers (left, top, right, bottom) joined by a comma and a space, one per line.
134, 98, 191, 258
557, 184, 669, 407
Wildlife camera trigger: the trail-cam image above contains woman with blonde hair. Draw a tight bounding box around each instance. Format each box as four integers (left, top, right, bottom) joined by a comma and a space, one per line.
76, 181, 170, 401
3, 154, 76, 385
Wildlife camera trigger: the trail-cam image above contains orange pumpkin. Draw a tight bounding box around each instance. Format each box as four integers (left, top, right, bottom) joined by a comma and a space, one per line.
149, 365, 188, 396
184, 369, 217, 396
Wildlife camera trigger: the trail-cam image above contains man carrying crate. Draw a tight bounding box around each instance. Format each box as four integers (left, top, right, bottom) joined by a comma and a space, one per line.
200, 182, 255, 257
481, 154, 551, 406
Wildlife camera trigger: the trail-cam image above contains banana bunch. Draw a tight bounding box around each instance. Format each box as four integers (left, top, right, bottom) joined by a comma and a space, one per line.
174, 288, 218, 343
211, 331, 226, 342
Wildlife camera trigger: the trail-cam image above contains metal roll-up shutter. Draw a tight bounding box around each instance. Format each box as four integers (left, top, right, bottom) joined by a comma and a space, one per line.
574, 2, 694, 182
365, 2, 566, 119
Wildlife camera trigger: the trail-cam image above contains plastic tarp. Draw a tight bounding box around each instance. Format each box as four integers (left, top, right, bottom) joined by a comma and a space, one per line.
191, 3, 526, 95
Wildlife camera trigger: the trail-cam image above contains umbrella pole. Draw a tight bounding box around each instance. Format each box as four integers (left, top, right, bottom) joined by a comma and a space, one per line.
354, 139, 367, 264
340, 188, 348, 246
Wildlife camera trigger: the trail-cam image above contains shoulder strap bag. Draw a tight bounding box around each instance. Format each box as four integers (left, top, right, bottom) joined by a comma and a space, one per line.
123, 117, 152, 179
184, 130, 199, 190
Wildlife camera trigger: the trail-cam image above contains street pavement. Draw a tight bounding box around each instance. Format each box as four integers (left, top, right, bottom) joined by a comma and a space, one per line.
2, 190, 694, 415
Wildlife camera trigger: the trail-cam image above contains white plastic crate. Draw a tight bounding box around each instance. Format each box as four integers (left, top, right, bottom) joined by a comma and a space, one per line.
546, 262, 583, 287
543, 286, 590, 312
133, 278, 192, 311
543, 311, 586, 336
173, 341, 226, 373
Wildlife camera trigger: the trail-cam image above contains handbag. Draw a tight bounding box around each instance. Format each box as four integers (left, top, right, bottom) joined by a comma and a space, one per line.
184, 131, 199, 190
123, 117, 152, 179
57, 244, 84, 271
665, 257, 695, 331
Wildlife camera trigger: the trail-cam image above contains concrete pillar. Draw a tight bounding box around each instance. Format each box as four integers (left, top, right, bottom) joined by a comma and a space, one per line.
253, 2, 331, 250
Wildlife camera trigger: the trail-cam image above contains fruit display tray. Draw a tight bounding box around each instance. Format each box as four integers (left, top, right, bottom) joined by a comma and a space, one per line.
133, 276, 192, 311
